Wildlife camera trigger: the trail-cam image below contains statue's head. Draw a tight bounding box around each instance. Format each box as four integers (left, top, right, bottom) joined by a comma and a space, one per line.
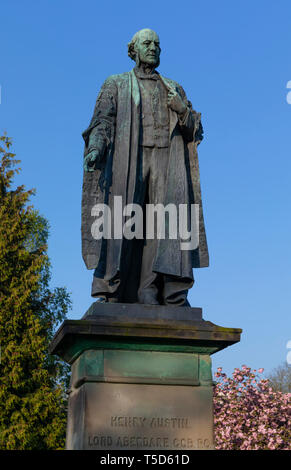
128, 29, 161, 68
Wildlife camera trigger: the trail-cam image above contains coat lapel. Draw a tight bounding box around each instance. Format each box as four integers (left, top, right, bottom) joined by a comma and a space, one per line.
130, 69, 140, 107
159, 75, 178, 138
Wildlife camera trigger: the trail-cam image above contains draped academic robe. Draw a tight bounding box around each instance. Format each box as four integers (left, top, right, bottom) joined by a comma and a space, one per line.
81, 69, 209, 289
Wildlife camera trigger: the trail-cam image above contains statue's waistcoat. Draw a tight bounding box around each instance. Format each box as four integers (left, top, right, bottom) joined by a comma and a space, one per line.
138, 76, 169, 148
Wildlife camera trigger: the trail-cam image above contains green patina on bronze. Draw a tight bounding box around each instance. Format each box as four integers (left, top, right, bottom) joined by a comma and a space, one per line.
51, 312, 236, 392
68, 348, 214, 390
49, 309, 241, 366
70, 348, 202, 388
199, 355, 213, 386
81, 28, 209, 306
56, 336, 218, 365
73, 349, 104, 380
50, 304, 241, 409
104, 349, 198, 380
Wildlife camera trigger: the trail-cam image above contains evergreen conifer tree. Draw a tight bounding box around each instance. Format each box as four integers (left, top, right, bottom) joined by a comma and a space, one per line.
0, 135, 71, 449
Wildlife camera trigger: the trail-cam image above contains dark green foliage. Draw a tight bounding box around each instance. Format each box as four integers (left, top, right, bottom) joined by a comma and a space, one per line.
0, 135, 71, 449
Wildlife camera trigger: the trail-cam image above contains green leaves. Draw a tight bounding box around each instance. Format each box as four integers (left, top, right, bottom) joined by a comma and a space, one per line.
0, 136, 71, 449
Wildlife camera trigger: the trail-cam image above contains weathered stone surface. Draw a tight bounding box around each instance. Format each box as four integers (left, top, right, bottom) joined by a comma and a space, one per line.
83, 301, 203, 321
49, 302, 242, 364
49, 303, 242, 450
67, 382, 214, 450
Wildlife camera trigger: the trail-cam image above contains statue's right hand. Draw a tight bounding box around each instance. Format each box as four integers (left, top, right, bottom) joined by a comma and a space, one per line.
83, 150, 100, 172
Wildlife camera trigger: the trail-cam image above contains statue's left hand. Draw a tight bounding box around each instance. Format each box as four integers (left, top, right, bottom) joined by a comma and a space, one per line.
167, 89, 187, 116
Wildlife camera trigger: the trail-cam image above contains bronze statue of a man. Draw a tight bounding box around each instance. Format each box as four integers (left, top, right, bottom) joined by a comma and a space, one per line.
82, 28, 209, 306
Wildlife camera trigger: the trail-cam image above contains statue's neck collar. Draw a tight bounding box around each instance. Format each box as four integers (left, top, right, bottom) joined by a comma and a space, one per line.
134, 65, 159, 80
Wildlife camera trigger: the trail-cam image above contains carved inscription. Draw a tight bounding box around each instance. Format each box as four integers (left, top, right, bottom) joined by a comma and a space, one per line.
111, 416, 146, 427
88, 435, 211, 449
111, 416, 191, 429
87, 415, 211, 449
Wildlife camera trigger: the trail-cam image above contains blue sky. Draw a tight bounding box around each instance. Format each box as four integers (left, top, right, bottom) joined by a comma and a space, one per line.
1, 0, 291, 377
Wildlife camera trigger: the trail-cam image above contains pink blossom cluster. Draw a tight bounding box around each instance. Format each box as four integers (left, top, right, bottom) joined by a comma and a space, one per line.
213, 365, 291, 450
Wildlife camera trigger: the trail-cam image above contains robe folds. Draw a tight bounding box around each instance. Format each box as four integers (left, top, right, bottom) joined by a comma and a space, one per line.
81, 69, 209, 287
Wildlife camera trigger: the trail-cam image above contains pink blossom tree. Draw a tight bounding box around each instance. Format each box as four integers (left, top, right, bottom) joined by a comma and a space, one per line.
213, 366, 291, 450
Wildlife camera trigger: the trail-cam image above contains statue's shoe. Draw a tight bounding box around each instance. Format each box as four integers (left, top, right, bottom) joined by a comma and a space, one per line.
94, 297, 118, 304
138, 292, 160, 305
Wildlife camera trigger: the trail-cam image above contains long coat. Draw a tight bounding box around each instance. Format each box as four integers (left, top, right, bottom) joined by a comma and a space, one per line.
81, 69, 209, 283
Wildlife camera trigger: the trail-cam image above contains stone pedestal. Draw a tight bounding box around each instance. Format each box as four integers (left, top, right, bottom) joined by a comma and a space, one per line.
49, 303, 241, 450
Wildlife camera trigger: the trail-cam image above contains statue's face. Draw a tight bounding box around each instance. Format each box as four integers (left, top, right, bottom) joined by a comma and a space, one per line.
135, 30, 160, 67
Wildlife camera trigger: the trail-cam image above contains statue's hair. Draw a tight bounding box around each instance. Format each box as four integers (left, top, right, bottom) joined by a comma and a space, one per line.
128, 31, 140, 61
127, 29, 160, 63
